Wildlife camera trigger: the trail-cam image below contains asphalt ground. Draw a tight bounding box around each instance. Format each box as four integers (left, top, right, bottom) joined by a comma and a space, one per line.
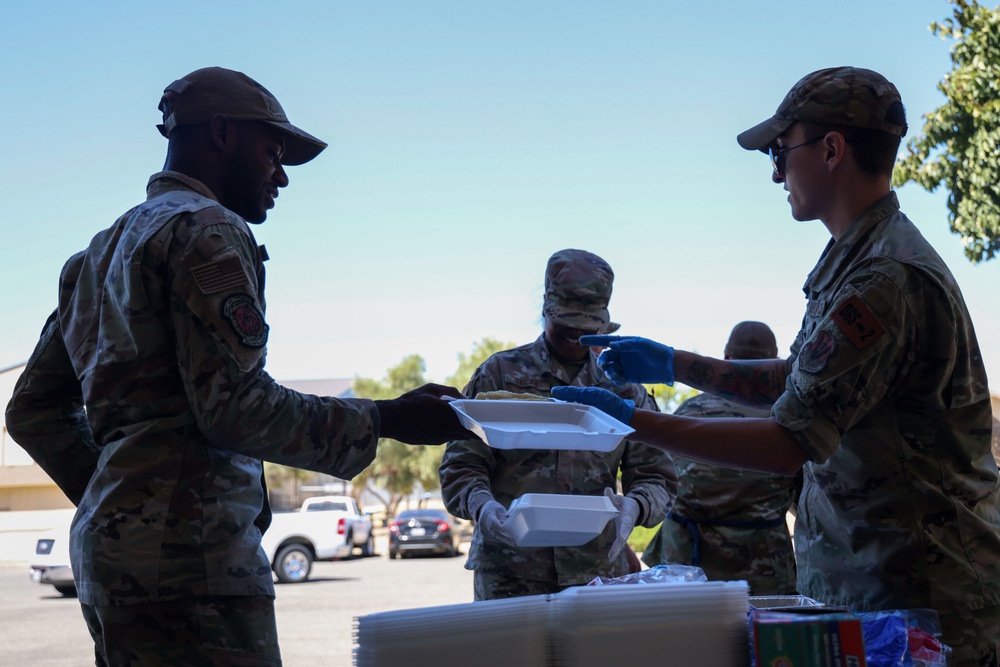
0, 529, 475, 667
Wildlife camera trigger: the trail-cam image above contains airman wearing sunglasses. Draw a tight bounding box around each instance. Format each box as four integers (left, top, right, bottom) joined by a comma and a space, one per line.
555, 67, 1000, 666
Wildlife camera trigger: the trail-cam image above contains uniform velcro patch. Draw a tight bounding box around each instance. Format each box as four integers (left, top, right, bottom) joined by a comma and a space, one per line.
832, 295, 886, 349
222, 294, 269, 348
191, 257, 249, 295
799, 330, 836, 374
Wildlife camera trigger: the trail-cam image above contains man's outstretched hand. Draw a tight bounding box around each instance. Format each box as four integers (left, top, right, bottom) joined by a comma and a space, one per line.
374, 383, 478, 445
578, 335, 675, 386
550, 386, 635, 425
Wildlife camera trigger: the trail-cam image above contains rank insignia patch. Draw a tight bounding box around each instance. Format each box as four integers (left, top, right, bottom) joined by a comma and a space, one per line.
799, 330, 835, 374
832, 295, 885, 349
222, 294, 268, 348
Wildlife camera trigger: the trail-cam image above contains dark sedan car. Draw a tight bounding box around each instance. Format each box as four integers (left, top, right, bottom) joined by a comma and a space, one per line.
388, 508, 461, 559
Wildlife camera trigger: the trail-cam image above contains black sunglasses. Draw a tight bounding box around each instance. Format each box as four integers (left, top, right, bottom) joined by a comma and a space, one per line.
768, 136, 825, 177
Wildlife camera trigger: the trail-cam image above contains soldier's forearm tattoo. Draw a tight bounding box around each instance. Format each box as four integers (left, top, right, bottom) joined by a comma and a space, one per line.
687, 361, 715, 387
713, 361, 784, 407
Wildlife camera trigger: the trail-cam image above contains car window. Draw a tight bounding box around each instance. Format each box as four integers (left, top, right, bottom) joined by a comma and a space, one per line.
395, 509, 449, 521
306, 502, 348, 512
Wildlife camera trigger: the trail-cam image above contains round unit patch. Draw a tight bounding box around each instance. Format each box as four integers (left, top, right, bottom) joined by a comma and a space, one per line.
222, 294, 269, 348
798, 330, 835, 374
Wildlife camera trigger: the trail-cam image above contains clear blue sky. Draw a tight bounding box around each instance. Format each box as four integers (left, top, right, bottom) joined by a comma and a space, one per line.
2, 0, 998, 389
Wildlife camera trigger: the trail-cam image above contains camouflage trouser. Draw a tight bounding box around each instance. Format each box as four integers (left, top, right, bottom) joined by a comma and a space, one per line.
939, 604, 1000, 667
473, 569, 569, 601
80, 595, 281, 666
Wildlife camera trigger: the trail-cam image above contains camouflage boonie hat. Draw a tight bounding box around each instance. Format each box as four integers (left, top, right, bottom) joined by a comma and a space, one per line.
542, 249, 614, 331
156, 67, 327, 166
737, 66, 907, 152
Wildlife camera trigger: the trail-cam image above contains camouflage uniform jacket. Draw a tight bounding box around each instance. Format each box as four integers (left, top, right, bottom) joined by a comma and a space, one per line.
439, 334, 673, 586
771, 192, 1000, 613
4, 171, 380, 606
642, 393, 799, 595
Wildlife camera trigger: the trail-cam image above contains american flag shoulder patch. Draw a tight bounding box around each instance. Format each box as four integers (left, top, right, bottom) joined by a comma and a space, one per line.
191, 256, 250, 295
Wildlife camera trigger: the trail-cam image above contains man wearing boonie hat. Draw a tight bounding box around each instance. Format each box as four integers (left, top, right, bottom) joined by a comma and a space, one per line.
554, 67, 1000, 665
6, 66, 474, 665
440, 249, 673, 600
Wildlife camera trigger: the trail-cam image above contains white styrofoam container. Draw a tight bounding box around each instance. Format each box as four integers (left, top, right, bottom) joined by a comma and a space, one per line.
503, 493, 618, 548
448, 399, 634, 451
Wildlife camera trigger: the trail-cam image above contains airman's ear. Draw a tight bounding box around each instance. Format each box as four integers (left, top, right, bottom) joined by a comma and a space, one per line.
207, 114, 231, 153
823, 131, 849, 173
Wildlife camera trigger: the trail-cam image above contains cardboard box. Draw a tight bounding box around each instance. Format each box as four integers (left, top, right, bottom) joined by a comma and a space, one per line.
752, 609, 866, 667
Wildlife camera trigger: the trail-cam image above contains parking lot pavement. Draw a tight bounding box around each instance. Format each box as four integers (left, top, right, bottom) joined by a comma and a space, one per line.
2, 539, 475, 666
1, 511, 480, 664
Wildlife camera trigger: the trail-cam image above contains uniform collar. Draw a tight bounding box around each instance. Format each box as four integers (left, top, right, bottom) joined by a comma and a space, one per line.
146, 171, 220, 202
803, 191, 900, 296
529, 334, 604, 386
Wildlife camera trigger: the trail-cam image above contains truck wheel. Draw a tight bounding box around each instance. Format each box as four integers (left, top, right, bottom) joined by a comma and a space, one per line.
361, 534, 376, 557
344, 531, 355, 558
54, 584, 78, 597
274, 543, 312, 583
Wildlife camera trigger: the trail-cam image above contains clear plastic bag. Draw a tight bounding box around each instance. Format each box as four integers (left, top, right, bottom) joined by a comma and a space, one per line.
585, 563, 708, 586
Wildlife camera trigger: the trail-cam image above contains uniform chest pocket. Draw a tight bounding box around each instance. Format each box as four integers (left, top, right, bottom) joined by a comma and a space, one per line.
803, 298, 829, 339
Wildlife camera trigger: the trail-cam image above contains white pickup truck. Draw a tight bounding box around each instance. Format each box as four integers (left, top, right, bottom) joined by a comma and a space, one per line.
262, 495, 375, 584
28, 495, 373, 594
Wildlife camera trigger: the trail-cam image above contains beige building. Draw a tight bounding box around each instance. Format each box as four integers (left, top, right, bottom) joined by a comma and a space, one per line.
0, 363, 356, 512
0, 362, 73, 511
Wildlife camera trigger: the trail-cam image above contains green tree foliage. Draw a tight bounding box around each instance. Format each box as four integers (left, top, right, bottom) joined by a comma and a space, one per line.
350, 340, 515, 514
262, 461, 313, 509
627, 522, 662, 554
445, 337, 515, 392
646, 383, 699, 414
426, 337, 516, 487
893, 0, 1000, 263
351, 354, 434, 516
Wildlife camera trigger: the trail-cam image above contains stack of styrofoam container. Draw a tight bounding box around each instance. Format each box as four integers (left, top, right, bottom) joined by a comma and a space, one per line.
353, 595, 549, 667
551, 581, 750, 666
353, 580, 750, 667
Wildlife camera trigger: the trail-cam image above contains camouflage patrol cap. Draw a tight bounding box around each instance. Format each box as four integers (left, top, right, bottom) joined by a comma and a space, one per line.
737, 66, 907, 152
542, 249, 614, 331
156, 67, 327, 166
724, 321, 778, 360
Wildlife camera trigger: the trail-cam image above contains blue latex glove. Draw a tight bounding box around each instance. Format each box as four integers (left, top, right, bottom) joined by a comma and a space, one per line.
550, 386, 635, 425
578, 335, 675, 385
604, 487, 640, 561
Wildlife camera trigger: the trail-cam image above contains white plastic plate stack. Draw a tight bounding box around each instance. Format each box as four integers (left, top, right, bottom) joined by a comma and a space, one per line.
550, 581, 750, 667
448, 399, 635, 451
354, 581, 750, 667
353, 595, 549, 667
